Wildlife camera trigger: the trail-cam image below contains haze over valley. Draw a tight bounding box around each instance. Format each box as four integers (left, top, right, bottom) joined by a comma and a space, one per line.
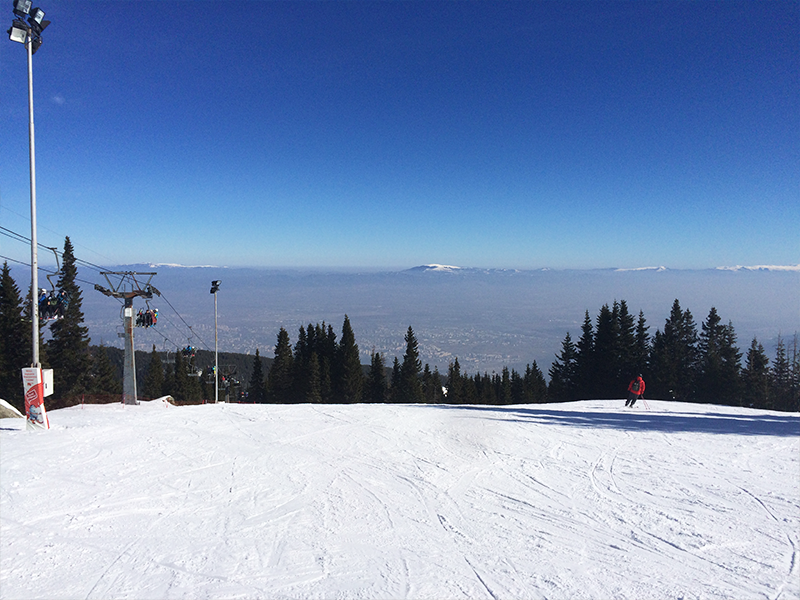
47, 264, 800, 376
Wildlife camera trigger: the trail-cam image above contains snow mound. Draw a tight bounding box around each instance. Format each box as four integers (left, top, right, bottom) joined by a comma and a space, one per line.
0, 399, 23, 419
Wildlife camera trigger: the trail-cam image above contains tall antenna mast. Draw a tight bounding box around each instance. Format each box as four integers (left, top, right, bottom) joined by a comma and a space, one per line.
95, 272, 160, 405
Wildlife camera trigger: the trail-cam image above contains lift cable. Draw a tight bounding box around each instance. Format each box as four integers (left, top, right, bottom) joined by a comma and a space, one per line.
0, 226, 122, 283
0, 251, 119, 296
157, 291, 210, 351
3, 226, 210, 351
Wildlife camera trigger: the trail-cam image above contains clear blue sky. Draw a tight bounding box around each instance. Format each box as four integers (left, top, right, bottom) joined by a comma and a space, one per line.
1, 1, 798, 269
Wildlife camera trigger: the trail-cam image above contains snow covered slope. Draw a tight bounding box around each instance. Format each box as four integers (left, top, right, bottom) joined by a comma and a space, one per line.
2, 401, 798, 600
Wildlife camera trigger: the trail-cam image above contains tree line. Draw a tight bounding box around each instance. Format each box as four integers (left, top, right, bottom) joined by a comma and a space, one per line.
548, 299, 799, 411
229, 318, 550, 406
2, 242, 798, 412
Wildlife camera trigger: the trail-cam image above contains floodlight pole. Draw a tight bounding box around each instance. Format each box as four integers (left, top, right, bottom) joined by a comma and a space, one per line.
210, 280, 220, 403
24, 23, 39, 367
214, 289, 218, 404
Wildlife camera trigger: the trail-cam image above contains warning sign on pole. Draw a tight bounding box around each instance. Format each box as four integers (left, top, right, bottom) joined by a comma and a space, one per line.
22, 367, 49, 431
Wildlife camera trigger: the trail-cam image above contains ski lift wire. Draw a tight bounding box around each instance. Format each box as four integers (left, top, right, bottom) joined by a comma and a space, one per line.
3, 226, 208, 350
157, 291, 210, 351
0, 204, 122, 266
0, 225, 124, 284
0, 252, 119, 299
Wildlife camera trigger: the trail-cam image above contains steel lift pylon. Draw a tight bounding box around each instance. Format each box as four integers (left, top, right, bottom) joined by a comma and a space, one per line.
95, 272, 160, 405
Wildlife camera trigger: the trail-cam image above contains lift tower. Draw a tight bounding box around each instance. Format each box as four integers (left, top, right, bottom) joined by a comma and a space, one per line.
95, 272, 160, 405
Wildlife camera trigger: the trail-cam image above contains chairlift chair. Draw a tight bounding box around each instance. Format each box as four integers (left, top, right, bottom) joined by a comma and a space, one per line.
39, 247, 69, 322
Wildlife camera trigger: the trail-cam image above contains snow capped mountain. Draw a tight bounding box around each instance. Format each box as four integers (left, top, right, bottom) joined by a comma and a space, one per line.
147, 263, 222, 269
716, 265, 800, 272
406, 264, 464, 273
404, 264, 522, 275
614, 266, 669, 272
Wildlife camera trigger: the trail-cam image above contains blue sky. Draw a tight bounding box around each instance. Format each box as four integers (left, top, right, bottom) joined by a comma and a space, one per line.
1, 1, 798, 269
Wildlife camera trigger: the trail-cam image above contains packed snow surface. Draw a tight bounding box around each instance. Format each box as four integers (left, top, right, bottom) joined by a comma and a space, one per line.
2, 400, 798, 600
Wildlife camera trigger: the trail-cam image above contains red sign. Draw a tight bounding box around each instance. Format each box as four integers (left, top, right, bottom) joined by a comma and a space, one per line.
22, 368, 49, 430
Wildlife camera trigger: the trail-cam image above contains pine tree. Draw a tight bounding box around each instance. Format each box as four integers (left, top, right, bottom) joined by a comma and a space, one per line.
649, 299, 699, 402
524, 362, 548, 404
0, 263, 30, 412
89, 345, 122, 396
616, 300, 637, 385
185, 354, 202, 402
633, 310, 650, 377
422, 363, 443, 404
172, 348, 188, 402
292, 325, 312, 402
161, 352, 175, 398
510, 369, 525, 405
266, 328, 294, 403
397, 326, 423, 403
317, 323, 336, 403
741, 337, 770, 409
770, 336, 792, 412
336, 315, 364, 403
574, 310, 594, 399
790, 334, 800, 412
475, 372, 494, 405
388, 356, 401, 403
548, 332, 578, 401
365, 351, 387, 403
305, 353, 323, 403
697, 308, 741, 405
719, 321, 742, 404
446, 358, 463, 404
592, 304, 618, 398
143, 345, 164, 400
247, 348, 267, 404
46, 237, 91, 404
498, 367, 513, 405
432, 366, 444, 404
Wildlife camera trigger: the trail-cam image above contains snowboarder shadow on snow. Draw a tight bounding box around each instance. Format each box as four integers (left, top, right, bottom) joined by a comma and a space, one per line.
434, 404, 800, 438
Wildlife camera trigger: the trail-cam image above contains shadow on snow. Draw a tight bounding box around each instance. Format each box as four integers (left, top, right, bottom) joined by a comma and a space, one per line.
434, 403, 800, 437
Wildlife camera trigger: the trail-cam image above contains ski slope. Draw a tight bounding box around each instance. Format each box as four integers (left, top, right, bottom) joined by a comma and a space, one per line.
1, 400, 798, 600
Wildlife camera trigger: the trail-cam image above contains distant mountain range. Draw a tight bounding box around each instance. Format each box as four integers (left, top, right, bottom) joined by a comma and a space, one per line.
405, 264, 800, 274
141, 263, 799, 274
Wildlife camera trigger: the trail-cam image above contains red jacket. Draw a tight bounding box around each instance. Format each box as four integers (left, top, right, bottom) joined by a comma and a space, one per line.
628, 377, 645, 395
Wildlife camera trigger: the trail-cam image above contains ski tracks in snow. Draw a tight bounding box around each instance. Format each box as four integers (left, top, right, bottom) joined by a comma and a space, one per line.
2, 400, 798, 600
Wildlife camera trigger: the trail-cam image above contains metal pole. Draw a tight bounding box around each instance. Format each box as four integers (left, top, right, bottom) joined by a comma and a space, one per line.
122, 297, 137, 405
214, 291, 218, 403
26, 28, 40, 368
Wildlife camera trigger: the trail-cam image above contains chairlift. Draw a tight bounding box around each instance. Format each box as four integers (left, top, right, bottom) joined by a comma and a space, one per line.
135, 305, 158, 328
181, 333, 196, 359
39, 247, 69, 323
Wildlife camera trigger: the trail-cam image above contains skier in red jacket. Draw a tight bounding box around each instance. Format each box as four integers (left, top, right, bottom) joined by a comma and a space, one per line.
625, 375, 645, 407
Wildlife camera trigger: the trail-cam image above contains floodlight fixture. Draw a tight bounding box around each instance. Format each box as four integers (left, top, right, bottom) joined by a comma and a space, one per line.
8, 18, 27, 43
27, 8, 48, 37
12, 0, 31, 17
28, 6, 43, 23
30, 34, 41, 53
